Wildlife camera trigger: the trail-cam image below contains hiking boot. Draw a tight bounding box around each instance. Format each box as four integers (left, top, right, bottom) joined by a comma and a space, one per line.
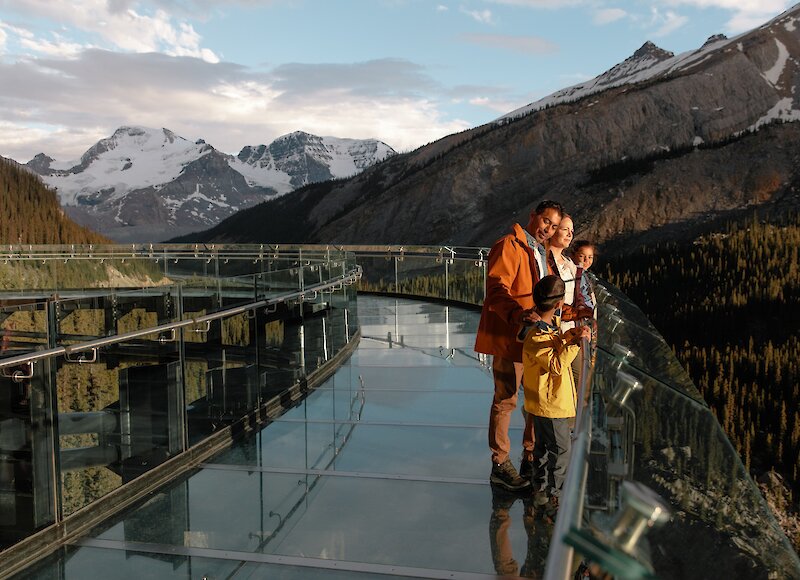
519, 456, 533, 481
490, 459, 531, 491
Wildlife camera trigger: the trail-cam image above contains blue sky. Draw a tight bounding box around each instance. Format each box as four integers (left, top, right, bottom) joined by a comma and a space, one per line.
0, 0, 794, 161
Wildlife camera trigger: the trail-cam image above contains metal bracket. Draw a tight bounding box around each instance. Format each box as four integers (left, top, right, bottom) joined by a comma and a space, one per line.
1, 361, 34, 383
192, 320, 211, 334
65, 348, 98, 364
158, 328, 177, 343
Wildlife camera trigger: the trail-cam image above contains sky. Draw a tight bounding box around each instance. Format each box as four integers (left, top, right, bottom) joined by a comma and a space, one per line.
0, 0, 795, 163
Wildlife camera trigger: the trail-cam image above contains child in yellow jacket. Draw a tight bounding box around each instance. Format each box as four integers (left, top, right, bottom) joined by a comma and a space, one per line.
521, 275, 590, 504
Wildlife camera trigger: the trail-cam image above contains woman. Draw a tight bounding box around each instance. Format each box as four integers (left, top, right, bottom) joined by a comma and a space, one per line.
546, 215, 578, 332
547, 217, 597, 388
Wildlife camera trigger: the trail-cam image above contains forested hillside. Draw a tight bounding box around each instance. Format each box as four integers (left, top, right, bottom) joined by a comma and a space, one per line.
602, 214, 800, 492
0, 156, 109, 244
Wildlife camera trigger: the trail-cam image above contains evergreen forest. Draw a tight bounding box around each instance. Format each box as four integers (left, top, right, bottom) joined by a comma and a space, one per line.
601, 214, 800, 497
0, 156, 109, 245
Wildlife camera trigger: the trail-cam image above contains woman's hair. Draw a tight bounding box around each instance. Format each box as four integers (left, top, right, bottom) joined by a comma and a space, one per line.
533, 275, 566, 311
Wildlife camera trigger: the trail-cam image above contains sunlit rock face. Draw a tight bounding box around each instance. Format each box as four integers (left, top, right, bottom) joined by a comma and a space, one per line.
184, 5, 800, 248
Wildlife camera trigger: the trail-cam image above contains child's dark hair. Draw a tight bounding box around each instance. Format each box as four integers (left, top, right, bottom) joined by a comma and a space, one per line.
533, 275, 566, 311
572, 239, 596, 253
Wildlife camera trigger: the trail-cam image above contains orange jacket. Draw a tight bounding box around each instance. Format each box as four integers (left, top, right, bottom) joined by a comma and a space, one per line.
474, 223, 547, 361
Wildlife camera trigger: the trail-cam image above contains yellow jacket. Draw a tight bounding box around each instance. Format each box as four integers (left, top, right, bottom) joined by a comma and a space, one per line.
522, 320, 580, 418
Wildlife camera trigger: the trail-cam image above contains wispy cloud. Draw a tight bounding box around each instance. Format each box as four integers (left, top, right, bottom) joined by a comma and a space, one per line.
19, 33, 86, 58
436, 4, 449, 11
461, 33, 558, 54
649, 7, 688, 37
0, 0, 219, 62
0, 51, 470, 160
665, 0, 792, 33
594, 8, 627, 25
461, 7, 495, 24
484, 0, 586, 7
0, 24, 6, 54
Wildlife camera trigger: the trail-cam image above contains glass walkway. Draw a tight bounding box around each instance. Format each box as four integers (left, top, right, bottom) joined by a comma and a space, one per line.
16, 296, 534, 579
0, 244, 798, 579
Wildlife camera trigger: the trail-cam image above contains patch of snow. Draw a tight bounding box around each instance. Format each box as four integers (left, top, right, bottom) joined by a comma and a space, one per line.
786, 18, 796, 32
749, 97, 800, 130
230, 158, 295, 194
693, 136, 704, 146
763, 38, 790, 86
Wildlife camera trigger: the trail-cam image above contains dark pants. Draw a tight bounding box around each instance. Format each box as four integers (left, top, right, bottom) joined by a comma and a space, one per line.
531, 415, 572, 497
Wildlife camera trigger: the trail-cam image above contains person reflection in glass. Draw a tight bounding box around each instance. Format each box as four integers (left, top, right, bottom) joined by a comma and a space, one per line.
489, 484, 554, 578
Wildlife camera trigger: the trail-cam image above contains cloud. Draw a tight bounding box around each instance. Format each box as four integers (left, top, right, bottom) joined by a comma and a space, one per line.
19, 34, 86, 58
649, 8, 689, 37
0, 0, 219, 62
461, 7, 495, 24
0, 25, 6, 54
467, 96, 522, 113
0, 50, 469, 160
593, 8, 627, 25
436, 4, 449, 11
484, 0, 586, 7
461, 33, 558, 54
665, 0, 792, 33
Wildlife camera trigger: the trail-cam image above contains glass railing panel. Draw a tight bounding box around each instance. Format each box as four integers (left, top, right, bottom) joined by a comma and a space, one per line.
53, 286, 181, 344
394, 256, 449, 301
593, 277, 703, 404
576, 346, 800, 579
445, 256, 485, 305
255, 266, 302, 298
0, 301, 48, 359
185, 315, 259, 445
56, 332, 182, 516
355, 254, 403, 294
160, 255, 211, 280
0, 351, 58, 549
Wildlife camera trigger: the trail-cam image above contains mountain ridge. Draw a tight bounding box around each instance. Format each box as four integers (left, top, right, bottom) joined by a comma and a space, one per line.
173, 3, 800, 249
24, 126, 396, 243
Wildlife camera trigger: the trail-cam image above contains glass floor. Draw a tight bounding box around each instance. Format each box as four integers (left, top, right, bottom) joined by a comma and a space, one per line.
14, 296, 548, 579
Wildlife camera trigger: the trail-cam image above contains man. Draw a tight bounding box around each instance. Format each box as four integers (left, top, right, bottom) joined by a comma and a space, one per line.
475, 200, 564, 491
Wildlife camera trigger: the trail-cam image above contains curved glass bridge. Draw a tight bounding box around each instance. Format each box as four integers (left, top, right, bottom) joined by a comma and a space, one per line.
0, 245, 797, 579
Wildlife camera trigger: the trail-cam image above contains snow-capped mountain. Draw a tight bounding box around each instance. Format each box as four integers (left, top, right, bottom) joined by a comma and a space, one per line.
233, 131, 396, 191
499, 5, 800, 124
27, 126, 395, 242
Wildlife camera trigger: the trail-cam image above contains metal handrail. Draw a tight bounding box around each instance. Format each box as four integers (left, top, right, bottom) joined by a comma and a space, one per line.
0, 266, 361, 370
0, 244, 489, 262
544, 336, 594, 580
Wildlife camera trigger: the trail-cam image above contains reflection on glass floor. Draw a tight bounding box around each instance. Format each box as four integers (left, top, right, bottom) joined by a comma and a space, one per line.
15, 296, 548, 579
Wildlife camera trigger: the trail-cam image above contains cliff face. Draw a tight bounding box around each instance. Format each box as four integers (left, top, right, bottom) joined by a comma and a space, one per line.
181, 6, 800, 247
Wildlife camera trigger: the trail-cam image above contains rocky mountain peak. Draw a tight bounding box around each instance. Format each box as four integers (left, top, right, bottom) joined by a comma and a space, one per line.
702, 33, 728, 47
27, 153, 55, 174
632, 41, 674, 61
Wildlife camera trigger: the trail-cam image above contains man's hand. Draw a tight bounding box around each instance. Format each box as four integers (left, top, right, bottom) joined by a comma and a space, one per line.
512, 308, 541, 325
